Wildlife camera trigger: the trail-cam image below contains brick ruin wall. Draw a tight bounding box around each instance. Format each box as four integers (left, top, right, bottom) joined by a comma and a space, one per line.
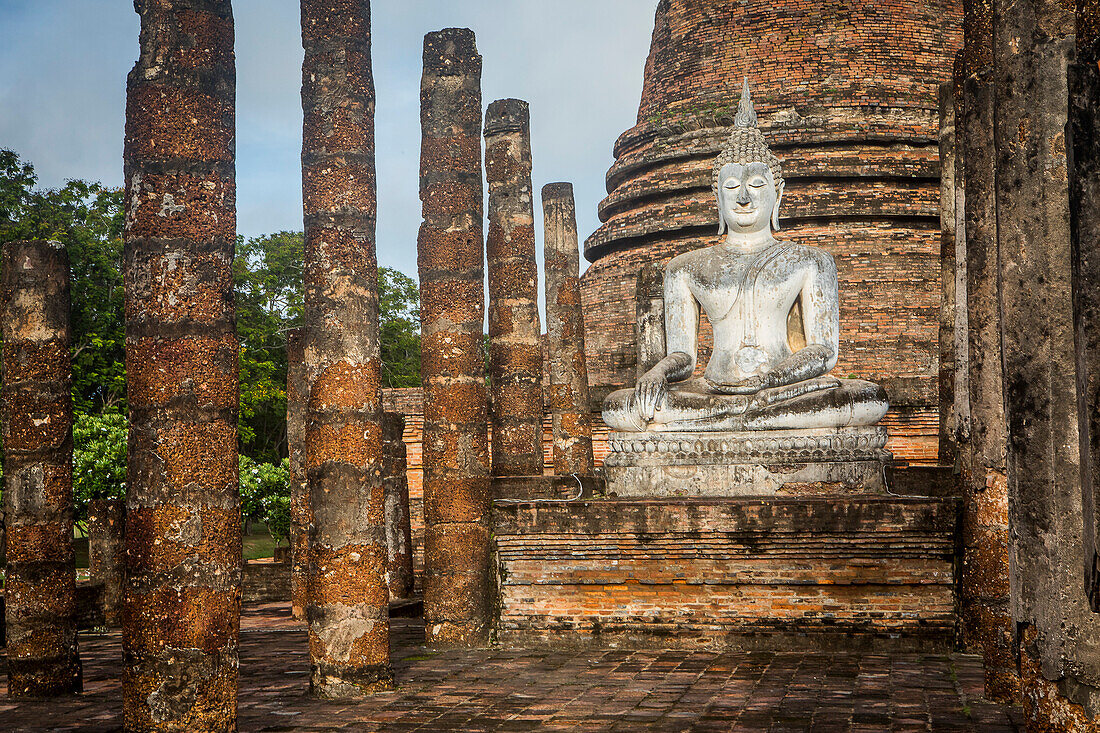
580, 0, 963, 464
493, 497, 957, 651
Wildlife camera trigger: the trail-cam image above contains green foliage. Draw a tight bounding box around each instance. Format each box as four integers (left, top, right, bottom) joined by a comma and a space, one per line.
68, 192, 126, 414
262, 493, 291, 546
72, 411, 128, 520
0, 150, 127, 413
234, 231, 303, 462
238, 455, 291, 546
379, 266, 421, 388
238, 455, 290, 524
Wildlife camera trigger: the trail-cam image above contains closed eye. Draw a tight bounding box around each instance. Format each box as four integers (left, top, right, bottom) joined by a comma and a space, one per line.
748, 178, 766, 188
724, 181, 740, 189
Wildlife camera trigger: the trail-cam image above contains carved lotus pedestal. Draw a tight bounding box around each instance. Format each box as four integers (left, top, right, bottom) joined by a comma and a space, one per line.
603, 426, 891, 497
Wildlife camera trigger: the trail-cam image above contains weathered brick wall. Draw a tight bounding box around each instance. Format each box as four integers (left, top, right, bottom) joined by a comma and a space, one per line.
492, 497, 957, 649
242, 560, 292, 604
581, 0, 963, 459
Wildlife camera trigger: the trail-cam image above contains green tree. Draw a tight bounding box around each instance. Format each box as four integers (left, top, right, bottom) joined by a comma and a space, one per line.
262, 492, 291, 546
72, 411, 128, 520
0, 150, 127, 414
234, 231, 303, 463
238, 454, 290, 520
379, 266, 421, 388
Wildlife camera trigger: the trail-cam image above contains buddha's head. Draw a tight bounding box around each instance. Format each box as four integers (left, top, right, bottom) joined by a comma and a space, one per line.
713, 79, 785, 235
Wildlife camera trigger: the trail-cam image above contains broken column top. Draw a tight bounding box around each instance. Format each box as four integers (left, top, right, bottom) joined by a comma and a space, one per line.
423, 28, 481, 73
485, 99, 530, 135
542, 182, 574, 201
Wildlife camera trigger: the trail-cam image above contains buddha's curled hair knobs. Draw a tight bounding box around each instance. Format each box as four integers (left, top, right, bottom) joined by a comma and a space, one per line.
712, 78, 783, 198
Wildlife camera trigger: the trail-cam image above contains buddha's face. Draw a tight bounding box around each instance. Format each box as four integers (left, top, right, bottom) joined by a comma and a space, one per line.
718, 162, 782, 235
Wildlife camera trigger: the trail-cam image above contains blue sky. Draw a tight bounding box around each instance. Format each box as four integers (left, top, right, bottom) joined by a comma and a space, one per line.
0, 1, 656, 281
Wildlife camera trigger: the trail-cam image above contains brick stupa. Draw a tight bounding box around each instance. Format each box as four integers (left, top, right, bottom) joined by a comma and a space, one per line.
581, 0, 963, 461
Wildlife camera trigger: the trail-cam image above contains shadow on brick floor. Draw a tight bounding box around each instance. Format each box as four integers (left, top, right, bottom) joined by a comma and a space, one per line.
0, 602, 1024, 732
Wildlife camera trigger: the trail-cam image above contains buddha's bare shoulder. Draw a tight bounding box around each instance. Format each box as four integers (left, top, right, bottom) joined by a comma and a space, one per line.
779, 243, 836, 273
664, 244, 723, 278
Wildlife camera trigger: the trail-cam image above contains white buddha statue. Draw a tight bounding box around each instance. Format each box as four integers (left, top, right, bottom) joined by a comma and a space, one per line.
603, 80, 889, 433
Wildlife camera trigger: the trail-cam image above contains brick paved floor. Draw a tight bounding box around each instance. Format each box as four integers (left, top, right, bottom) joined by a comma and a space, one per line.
0, 602, 1022, 732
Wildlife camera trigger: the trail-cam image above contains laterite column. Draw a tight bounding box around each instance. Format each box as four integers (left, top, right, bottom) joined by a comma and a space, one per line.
993, 0, 1100, 725
1, 240, 82, 697
635, 263, 666, 380
937, 82, 960, 465
958, 0, 1016, 703
952, 55, 972, 454
286, 328, 308, 620
542, 183, 594, 477
382, 412, 414, 599
88, 497, 125, 626
484, 99, 544, 477
301, 0, 392, 696
1071, 0, 1100, 616
122, 1, 240, 728
418, 28, 492, 646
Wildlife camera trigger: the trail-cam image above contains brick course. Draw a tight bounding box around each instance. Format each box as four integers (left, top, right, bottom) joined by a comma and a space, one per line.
493, 497, 957, 650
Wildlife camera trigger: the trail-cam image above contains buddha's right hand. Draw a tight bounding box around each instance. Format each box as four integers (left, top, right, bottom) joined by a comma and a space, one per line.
635, 371, 668, 421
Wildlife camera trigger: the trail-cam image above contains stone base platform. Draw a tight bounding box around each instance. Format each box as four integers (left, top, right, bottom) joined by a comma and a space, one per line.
492, 495, 957, 651
603, 426, 891, 497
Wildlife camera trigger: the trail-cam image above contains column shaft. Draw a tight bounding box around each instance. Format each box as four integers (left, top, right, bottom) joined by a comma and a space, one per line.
938, 82, 960, 466
993, 0, 1100, 724
1071, 0, 1100, 615
418, 28, 492, 647
1, 240, 82, 697
88, 497, 125, 627
635, 263, 666, 380
542, 183, 594, 477
960, 48, 1016, 703
286, 328, 308, 621
300, 0, 392, 697
122, 1, 240, 728
485, 99, 544, 477
382, 412, 414, 599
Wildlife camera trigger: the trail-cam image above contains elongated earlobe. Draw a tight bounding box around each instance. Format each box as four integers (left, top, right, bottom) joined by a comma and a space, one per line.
772, 181, 785, 232
716, 191, 727, 234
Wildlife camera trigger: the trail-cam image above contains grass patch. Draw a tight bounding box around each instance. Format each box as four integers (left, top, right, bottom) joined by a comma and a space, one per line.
74, 537, 90, 569
66, 521, 280, 566
244, 527, 279, 561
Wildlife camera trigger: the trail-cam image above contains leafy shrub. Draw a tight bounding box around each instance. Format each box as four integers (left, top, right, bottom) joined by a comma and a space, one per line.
262, 493, 291, 546
73, 411, 128, 519
239, 455, 291, 543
